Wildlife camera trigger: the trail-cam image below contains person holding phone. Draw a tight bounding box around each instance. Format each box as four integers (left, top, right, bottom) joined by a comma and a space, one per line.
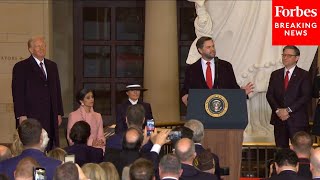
67, 88, 105, 150
115, 84, 153, 134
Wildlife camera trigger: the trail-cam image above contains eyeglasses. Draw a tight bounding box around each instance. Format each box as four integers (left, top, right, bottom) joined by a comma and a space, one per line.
281, 54, 297, 58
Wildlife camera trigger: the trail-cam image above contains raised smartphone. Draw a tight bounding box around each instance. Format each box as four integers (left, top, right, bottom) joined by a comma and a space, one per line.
146, 119, 155, 136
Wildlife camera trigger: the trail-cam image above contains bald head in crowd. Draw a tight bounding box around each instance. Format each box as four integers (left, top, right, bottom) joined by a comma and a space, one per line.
175, 138, 196, 164
14, 157, 40, 180
311, 147, 320, 178
123, 127, 143, 151
0, 145, 12, 162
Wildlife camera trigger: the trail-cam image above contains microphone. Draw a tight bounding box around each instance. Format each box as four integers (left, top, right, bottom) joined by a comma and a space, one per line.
214, 56, 219, 89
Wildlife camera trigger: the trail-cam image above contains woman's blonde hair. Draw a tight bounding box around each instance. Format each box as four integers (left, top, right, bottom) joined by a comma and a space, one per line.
10, 129, 23, 157
46, 147, 66, 162
82, 163, 107, 180
99, 162, 120, 180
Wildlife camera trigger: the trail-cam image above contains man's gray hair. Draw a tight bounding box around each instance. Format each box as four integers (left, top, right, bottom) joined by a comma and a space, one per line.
184, 119, 204, 143
159, 154, 181, 175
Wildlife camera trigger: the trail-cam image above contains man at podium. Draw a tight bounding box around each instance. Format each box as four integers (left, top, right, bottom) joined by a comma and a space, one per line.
181, 36, 253, 106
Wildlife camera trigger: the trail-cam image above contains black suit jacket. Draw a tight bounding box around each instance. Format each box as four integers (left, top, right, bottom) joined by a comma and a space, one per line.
64, 144, 103, 166
268, 170, 310, 180
105, 149, 141, 175
181, 59, 240, 96
266, 66, 312, 128
115, 100, 153, 134
180, 163, 218, 180
195, 144, 221, 179
270, 158, 312, 179
298, 158, 312, 179
12, 56, 64, 145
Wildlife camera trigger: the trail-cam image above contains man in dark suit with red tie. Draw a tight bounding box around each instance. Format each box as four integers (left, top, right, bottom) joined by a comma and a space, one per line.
181, 36, 253, 106
12, 36, 64, 150
266, 45, 312, 148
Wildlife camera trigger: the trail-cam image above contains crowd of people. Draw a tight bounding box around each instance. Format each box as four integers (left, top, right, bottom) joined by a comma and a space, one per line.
0, 34, 318, 180
0, 107, 221, 180
1, 113, 320, 180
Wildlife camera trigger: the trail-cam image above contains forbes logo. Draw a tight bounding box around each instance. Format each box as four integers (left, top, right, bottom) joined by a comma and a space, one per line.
275, 6, 317, 17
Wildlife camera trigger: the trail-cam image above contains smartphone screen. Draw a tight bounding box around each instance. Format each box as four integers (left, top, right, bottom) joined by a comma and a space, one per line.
33, 167, 46, 180
146, 119, 155, 136
64, 154, 75, 163
168, 131, 182, 140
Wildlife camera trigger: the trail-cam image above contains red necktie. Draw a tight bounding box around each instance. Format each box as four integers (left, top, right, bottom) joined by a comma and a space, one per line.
40, 62, 47, 79
284, 70, 289, 90
206, 62, 213, 89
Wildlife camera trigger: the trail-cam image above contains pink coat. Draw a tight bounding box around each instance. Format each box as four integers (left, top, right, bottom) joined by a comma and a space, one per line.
67, 106, 105, 150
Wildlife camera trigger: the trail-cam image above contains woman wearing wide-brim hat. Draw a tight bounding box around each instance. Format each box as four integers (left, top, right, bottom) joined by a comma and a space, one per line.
115, 84, 153, 134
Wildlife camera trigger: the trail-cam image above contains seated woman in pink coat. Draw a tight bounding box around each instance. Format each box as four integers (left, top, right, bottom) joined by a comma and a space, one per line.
67, 88, 105, 150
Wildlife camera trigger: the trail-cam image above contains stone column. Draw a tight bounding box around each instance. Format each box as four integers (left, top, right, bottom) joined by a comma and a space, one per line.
144, 0, 180, 122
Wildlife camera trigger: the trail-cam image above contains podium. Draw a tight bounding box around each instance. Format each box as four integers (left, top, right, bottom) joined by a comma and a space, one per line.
186, 89, 248, 180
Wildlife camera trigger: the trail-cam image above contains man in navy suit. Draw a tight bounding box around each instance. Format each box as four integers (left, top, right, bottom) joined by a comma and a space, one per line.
181, 36, 253, 105
310, 147, 320, 180
115, 84, 153, 134
0, 119, 61, 180
266, 45, 312, 148
12, 36, 64, 149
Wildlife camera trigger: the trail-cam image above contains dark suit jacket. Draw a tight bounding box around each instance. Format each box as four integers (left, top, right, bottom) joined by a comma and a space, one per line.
115, 100, 153, 134
298, 158, 312, 179
64, 143, 103, 166
12, 56, 64, 146
180, 163, 218, 180
266, 66, 312, 128
195, 144, 221, 179
268, 170, 310, 180
106, 133, 123, 150
0, 149, 61, 180
270, 158, 312, 179
181, 59, 240, 96
105, 149, 141, 175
